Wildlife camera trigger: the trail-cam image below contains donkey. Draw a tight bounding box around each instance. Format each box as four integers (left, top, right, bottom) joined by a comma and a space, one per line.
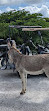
8, 47, 49, 94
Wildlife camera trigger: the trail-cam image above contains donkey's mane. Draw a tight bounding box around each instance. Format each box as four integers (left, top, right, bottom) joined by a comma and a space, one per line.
11, 46, 22, 55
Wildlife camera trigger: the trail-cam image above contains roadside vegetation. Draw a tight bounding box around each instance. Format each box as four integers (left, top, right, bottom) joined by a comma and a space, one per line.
0, 9, 49, 46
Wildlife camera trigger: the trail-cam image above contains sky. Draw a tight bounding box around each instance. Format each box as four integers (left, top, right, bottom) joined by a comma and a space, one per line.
0, 0, 49, 17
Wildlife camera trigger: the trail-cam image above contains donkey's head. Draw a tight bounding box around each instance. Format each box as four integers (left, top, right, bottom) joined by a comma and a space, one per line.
8, 46, 22, 65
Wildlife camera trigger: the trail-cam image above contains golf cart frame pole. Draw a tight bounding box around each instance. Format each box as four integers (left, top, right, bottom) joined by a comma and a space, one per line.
9, 26, 10, 38
9, 25, 42, 29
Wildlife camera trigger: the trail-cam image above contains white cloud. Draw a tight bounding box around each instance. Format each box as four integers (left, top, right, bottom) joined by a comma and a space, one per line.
0, 0, 46, 6
19, 6, 40, 14
0, 0, 23, 5
0, 0, 8, 5
39, 5, 49, 17
6, 7, 16, 12
1, 7, 17, 13
23, 0, 43, 5
19, 5, 49, 17
0, 10, 3, 14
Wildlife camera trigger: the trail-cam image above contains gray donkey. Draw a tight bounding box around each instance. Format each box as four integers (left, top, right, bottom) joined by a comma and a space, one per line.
8, 47, 49, 94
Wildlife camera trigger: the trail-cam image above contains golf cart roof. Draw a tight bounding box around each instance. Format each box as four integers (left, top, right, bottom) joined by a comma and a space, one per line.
9, 25, 42, 28
22, 27, 49, 31
9, 25, 49, 31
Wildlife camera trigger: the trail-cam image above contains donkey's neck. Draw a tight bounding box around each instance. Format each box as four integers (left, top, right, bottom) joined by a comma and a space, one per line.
10, 47, 22, 64
11, 46, 21, 54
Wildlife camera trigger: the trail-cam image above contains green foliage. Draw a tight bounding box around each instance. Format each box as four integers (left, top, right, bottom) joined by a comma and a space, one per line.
0, 23, 9, 39
0, 10, 49, 46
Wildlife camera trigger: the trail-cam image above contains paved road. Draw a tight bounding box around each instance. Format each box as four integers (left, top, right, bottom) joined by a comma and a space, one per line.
0, 69, 49, 111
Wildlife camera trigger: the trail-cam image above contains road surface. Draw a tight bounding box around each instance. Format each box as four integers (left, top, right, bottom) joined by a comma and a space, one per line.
0, 69, 49, 111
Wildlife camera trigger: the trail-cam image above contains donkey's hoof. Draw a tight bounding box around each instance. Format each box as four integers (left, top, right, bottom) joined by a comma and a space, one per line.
20, 90, 26, 95
20, 92, 24, 95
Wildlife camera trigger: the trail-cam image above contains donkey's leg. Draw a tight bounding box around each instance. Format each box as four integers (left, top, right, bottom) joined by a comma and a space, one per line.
45, 67, 49, 78
24, 74, 27, 92
20, 73, 26, 94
